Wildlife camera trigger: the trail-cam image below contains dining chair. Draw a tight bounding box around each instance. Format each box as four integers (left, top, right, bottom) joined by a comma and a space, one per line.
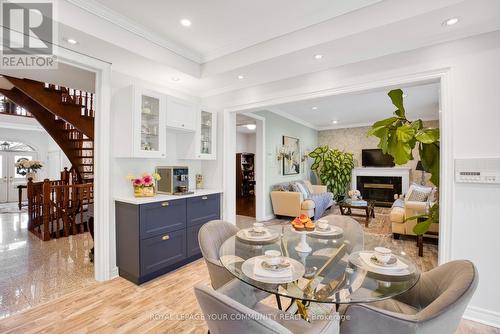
339, 260, 478, 334
194, 279, 340, 334
198, 220, 240, 289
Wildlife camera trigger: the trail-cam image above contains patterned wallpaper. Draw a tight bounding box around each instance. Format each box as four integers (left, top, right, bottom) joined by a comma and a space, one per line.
318, 120, 439, 187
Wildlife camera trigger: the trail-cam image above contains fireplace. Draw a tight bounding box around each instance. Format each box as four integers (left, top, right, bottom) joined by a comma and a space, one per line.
357, 175, 402, 206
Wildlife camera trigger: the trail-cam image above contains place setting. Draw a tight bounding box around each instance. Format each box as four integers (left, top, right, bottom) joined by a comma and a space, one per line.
236, 222, 280, 244
348, 246, 415, 277
241, 250, 305, 284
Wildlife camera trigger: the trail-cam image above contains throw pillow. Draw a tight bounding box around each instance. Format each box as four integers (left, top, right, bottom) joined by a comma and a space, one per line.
292, 182, 310, 199
407, 189, 429, 202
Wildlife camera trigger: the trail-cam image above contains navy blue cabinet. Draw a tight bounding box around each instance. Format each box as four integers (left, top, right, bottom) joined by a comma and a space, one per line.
116, 193, 220, 284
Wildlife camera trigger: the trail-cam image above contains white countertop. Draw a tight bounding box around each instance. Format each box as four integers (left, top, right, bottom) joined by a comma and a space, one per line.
114, 189, 223, 205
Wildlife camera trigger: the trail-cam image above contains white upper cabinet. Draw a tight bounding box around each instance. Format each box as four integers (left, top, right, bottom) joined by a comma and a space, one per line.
176, 109, 217, 160
113, 85, 166, 158
166, 95, 197, 131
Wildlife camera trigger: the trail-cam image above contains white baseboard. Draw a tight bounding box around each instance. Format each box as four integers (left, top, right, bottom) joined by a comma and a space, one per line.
259, 214, 275, 222
464, 305, 500, 328
109, 266, 119, 279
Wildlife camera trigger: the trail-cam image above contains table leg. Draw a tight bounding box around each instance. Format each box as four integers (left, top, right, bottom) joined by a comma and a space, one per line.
365, 209, 369, 227
275, 294, 282, 310
417, 235, 423, 257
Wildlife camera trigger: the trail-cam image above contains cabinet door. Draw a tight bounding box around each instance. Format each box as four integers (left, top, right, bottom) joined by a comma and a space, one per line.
139, 199, 186, 239
166, 96, 196, 131
140, 229, 186, 275
134, 87, 166, 158
197, 110, 217, 160
187, 223, 204, 257
186, 194, 220, 227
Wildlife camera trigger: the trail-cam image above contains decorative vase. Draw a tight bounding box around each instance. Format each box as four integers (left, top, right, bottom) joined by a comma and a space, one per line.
133, 185, 155, 197
26, 171, 37, 181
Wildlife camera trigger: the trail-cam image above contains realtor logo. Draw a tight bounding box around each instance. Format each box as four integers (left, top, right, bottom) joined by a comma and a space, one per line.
1, 0, 57, 69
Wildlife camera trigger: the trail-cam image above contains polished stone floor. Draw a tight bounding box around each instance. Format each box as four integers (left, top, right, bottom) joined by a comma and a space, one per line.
0, 203, 95, 319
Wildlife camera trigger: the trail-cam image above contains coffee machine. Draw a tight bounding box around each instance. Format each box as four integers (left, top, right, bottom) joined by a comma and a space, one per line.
155, 166, 193, 195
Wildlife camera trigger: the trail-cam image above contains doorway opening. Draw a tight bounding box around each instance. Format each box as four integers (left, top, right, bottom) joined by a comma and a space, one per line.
236, 114, 257, 218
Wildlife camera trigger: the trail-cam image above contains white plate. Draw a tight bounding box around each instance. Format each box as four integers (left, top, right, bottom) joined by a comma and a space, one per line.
241, 256, 305, 284
310, 225, 344, 236
236, 228, 279, 242
349, 252, 413, 276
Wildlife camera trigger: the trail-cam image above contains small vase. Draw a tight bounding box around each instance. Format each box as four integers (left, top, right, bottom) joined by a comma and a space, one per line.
133, 185, 156, 197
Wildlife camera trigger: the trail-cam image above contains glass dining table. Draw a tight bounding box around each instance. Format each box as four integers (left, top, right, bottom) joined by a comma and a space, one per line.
219, 215, 420, 315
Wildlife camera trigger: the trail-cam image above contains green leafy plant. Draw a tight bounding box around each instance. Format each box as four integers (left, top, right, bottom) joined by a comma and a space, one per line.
309, 146, 354, 201
368, 89, 440, 234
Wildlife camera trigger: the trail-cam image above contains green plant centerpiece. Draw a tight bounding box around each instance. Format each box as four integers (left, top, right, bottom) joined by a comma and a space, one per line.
309, 146, 354, 201
368, 89, 440, 234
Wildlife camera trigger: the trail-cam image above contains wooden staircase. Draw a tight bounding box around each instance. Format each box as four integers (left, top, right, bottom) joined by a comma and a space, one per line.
0, 76, 95, 183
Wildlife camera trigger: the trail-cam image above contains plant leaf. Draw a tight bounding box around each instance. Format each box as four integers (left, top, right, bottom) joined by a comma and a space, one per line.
420, 143, 440, 186
372, 116, 398, 129
388, 89, 405, 116
415, 128, 440, 144
396, 123, 416, 143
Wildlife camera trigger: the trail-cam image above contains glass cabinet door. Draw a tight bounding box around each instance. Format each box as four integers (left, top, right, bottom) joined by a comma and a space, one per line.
140, 94, 160, 152
200, 111, 213, 155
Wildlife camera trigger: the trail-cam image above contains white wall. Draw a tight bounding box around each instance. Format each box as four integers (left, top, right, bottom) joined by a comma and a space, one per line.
236, 132, 256, 154
203, 31, 500, 327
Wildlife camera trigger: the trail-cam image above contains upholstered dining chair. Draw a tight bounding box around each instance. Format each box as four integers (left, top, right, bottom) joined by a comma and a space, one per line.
339, 260, 478, 334
198, 220, 239, 289
195, 279, 340, 334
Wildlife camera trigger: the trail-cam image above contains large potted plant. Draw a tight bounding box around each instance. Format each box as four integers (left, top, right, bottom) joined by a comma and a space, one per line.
368, 89, 440, 234
309, 146, 354, 201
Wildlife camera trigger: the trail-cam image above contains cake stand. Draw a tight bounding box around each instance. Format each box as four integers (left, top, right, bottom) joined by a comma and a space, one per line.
293, 229, 313, 253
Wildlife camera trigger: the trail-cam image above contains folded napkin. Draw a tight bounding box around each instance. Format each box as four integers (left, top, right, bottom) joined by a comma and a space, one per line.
253, 257, 292, 279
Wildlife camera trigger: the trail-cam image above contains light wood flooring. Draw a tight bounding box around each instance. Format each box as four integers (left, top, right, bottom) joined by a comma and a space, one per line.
0, 258, 497, 334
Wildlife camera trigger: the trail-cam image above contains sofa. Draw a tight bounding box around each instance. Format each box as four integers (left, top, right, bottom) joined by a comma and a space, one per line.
390, 183, 439, 238
270, 180, 334, 219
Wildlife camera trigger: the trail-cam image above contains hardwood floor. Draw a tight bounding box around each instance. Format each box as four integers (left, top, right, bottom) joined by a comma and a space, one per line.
0, 258, 497, 333
236, 195, 255, 217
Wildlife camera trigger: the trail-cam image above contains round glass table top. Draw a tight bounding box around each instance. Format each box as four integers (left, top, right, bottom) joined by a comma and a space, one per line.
219, 215, 420, 304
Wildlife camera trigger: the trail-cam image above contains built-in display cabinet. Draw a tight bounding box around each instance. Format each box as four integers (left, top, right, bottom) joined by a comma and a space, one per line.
177, 109, 217, 160
113, 85, 166, 158
113, 85, 216, 160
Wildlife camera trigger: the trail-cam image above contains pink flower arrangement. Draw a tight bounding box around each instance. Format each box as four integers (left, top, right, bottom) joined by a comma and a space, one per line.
127, 172, 161, 188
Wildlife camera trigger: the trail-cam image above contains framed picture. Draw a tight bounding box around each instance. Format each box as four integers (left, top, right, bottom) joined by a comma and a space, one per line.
282, 136, 300, 175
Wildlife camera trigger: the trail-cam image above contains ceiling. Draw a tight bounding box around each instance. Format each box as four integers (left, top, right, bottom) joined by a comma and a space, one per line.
89, 0, 381, 62
52, 0, 500, 96
266, 82, 440, 130
236, 114, 257, 134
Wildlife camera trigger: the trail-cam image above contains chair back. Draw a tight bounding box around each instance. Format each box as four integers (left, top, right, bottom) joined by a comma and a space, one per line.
194, 283, 292, 334
198, 220, 239, 289
416, 260, 478, 329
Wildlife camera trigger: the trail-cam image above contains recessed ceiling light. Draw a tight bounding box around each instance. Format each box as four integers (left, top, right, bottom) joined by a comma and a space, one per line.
246, 124, 256, 130
314, 54, 323, 60
237, 75, 244, 80
180, 19, 192, 27
171, 76, 180, 82
312, 106, 318, 110
64, 37, 78, 45
443, 17, 459, 26
332, 120, 338, 124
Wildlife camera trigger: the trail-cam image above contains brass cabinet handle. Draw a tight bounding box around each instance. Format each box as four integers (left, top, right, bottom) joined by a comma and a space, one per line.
161, 202, 169, 207
202, 196, 208, 200
162, 235, 170, 240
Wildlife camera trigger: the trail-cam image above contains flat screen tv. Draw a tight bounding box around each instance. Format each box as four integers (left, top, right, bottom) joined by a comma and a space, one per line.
362, 149, 395, 167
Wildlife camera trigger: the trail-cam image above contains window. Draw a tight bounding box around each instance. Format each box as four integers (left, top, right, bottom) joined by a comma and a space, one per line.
0, 140, 35, 152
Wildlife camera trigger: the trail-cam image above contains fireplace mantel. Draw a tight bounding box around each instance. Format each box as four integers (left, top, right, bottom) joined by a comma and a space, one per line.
352, 167, 411, 195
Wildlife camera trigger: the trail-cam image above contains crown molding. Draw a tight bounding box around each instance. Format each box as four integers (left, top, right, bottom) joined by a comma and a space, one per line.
65, 0, 202, 63
266, 107, 319, 131
317, 117, 439, 131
